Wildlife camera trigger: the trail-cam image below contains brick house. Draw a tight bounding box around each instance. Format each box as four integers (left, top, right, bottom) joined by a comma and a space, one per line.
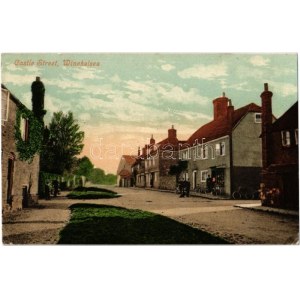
2, 77, 45, 212
133, 126, 185, 190
260, 83, 298, 210
117, 155, 137, 187
179, 93, 263, 197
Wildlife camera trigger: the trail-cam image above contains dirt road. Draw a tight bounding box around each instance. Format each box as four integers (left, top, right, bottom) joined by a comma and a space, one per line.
2, 187, 299, 244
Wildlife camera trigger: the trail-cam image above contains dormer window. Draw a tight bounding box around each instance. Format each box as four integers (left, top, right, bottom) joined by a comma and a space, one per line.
281, 130, 291, 147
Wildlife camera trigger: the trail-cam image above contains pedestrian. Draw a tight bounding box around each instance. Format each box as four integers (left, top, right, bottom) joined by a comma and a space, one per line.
45, 182, 50, 200
186, 179, 190, 197
52, 179, 59, 197
206, 175, 212, 193
179, 179, 185, 198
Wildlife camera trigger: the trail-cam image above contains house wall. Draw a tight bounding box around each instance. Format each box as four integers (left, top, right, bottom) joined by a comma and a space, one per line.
231, 112, 263, 192
270, 131, 298, 165
185, 136, 231, 195
232, 112, 262, 167
2, 98, 40, 212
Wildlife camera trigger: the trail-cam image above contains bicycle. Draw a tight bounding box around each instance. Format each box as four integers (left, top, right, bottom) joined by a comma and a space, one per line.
212, 184, 225, 196
232, 186, 257, 199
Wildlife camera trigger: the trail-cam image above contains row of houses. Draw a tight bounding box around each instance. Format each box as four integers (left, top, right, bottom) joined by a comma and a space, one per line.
117, 83, 298, 210
2, 77, 45, 212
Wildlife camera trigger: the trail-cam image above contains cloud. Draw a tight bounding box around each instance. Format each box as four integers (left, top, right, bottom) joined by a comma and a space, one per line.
178, 62, 228, 80
71, 68, 102, 80
268, 81, 297, 97
249, 55, 270, 66
2, 73, 39, 86
161, 64, 175, 72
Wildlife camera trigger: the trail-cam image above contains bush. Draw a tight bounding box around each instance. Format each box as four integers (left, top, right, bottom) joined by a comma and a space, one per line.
67, 191, 120, 199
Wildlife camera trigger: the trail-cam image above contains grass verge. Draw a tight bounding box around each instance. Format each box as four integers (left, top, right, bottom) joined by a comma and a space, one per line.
67, 186, 119, 199
58, 203, 230, 244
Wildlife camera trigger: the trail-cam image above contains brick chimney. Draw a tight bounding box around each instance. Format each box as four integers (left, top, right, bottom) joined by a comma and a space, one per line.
142, 146, 146, 158
31, 76, 46, 121
213, 92, 229, 120
227, 99, 234, 128
260, 83, 273, 169
168, 125, 177, 140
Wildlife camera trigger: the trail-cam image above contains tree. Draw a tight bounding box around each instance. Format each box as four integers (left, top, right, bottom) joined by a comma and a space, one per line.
89, 168, 105, 184
41, 111, 84, 175
169, 160, 188, 183
75, 156, 94, 178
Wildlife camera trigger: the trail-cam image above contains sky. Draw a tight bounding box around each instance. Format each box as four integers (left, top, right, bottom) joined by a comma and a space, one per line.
1, 53, 298, 174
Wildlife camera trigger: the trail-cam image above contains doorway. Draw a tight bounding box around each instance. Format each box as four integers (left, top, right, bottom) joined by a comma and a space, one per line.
7, 154, 15, 206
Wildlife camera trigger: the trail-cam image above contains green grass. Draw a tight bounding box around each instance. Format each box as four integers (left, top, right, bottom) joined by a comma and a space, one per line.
58, 203, 230, 244
73, 186, 118, 194
67, 186, 119, 199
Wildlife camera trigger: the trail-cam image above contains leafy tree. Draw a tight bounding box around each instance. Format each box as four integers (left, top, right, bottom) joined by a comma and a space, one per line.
89, 168, 105, 184
89, 168, 117, 185
41, 111, 84, 175
169, 160, 188, 183
75, 156, 94, 178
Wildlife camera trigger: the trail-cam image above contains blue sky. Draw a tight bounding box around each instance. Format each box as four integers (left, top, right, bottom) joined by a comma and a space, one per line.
1, 53, 298, 173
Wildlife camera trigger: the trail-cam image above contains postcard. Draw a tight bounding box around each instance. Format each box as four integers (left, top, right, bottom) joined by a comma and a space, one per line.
1, 53, 299, 245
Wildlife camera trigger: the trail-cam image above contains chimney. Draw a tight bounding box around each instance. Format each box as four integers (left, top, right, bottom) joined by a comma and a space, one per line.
150, 134, 155, 145
168, 125, 177, 140
31, 76, 46, 121
260, 83, 273, 169
138, 146, 141, 157
213, 92, 229, 120
142, 146, 146, 158
227, 99, 234, 127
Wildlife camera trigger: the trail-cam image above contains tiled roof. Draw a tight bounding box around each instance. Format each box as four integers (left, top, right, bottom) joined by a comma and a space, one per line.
118, 169, 131, 178
271, 101, 298, 132
122, 155, 137, 165
186, 103, 261, 146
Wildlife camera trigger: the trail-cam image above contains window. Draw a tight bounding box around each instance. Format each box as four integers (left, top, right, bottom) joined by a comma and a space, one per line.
220, 142, 225, 155
215, 143, 220, 156
1, 88, 10, 126
20, 117, 29, 141
295, 129, 298, 145
215, 142, 225, 156
200, 145, 208, 159
254, 113, 262, 123
211, 146, 215, 159
201, 170, 209, 182
281, 130, 291, 147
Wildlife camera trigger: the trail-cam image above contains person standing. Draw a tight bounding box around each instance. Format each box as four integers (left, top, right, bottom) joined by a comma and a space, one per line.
206, 175, 212, 193
186, 179, 190, 197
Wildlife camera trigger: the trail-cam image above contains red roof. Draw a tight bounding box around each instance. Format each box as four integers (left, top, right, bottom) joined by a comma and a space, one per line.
122, 155, 137, 165
186, 103, 261, 146
118, 169, 131, 178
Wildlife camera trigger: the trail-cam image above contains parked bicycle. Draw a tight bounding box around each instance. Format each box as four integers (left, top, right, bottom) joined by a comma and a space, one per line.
212, 184, 225, 196
232, 186, 259, 200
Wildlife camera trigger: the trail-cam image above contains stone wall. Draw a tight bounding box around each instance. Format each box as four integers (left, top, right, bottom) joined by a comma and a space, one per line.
2, 97, 40, 212
159, 175, 176, 190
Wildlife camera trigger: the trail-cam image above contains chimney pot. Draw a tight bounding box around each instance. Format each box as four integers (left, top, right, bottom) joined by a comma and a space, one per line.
264, 83, 268, 91
222, 92, 225, 97
36, 76, 40, 81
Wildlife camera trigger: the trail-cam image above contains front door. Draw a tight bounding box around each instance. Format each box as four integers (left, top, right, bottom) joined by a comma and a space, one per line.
192, 171, 197, 190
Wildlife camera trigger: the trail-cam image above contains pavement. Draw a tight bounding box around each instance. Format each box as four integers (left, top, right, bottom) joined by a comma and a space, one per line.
234, 203, 299, 217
